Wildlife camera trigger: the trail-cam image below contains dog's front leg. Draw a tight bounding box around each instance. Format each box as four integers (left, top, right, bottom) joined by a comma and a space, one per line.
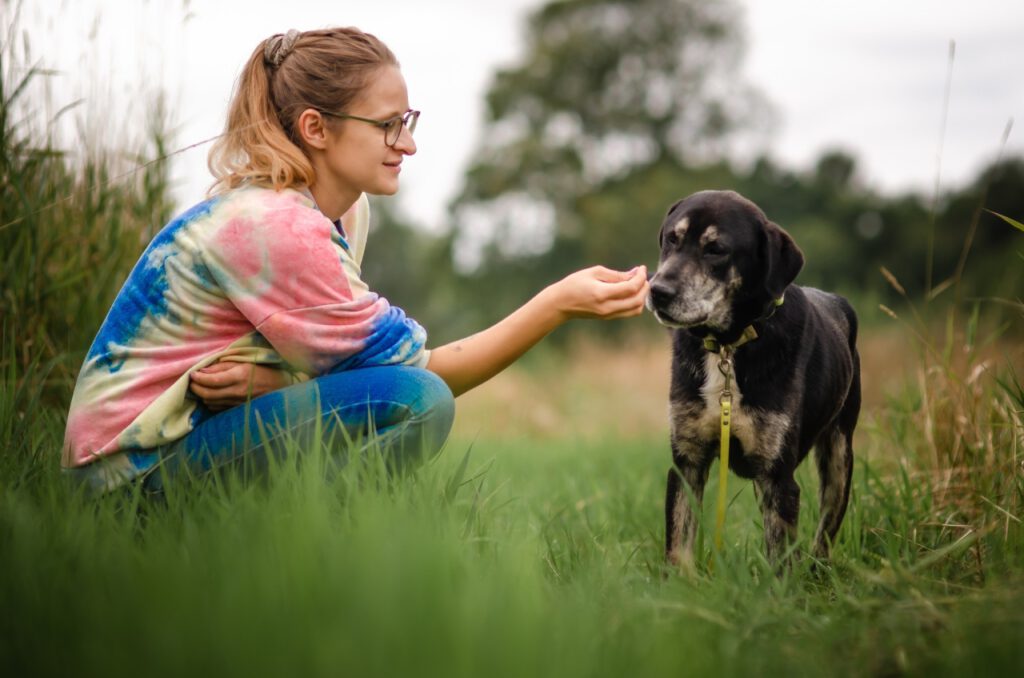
755, 470, 801, 566
665, 452, 710, 569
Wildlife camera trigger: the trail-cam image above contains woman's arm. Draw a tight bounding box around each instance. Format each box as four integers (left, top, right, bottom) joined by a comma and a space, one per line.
427, 265, 649, 397
190, 265, 649, 407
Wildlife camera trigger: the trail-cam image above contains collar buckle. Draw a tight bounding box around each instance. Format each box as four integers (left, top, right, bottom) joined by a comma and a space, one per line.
700, 295, 784, 355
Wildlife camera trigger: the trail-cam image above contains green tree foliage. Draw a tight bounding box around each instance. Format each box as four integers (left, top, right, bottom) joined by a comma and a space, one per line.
439, 0, 766, 337
391, 0, 1023, 340
452, 0, 763, 246
360, 199, 466, 341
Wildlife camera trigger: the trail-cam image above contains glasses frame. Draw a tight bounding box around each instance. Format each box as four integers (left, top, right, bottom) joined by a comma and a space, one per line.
319, 108, 420, 147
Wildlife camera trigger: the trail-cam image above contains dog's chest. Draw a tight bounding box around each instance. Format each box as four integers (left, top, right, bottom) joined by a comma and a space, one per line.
670, 353, 790, 465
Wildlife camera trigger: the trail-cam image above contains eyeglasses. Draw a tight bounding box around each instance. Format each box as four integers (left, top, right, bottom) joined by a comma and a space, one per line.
319, 108, 420, 147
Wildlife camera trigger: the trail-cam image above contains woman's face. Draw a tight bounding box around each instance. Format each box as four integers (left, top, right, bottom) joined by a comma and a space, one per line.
318, 65, 417, 198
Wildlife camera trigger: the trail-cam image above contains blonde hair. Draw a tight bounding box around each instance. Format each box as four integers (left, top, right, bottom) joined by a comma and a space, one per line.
207, 27, 398, 194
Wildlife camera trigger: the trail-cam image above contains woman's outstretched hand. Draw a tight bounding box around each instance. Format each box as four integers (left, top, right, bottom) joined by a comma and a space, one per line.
548, 265, 650, 321
188, 362, 291, 411
426, 264, 650, 397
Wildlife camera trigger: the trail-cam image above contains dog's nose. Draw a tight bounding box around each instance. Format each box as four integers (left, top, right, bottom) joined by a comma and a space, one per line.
649, 280, 675, 308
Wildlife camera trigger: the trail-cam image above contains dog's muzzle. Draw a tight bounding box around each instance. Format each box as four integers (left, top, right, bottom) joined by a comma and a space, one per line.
646, 279, 693, 328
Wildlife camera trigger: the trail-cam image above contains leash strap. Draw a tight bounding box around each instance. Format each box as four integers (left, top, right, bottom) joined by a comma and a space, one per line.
713, 350, 734, 552
705, 296, 785, 559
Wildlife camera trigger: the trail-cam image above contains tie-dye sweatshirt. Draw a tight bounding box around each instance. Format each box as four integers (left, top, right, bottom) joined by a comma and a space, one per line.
63, 184, 429, 484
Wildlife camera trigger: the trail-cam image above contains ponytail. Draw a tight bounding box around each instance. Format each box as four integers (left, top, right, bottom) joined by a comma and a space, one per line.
208, 28, 397, 194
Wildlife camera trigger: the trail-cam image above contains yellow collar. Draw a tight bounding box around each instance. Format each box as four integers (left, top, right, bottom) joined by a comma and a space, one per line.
701, 295, 784, 354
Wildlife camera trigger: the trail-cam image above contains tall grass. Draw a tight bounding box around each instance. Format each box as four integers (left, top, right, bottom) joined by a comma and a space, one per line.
2, 414, 1023, 676
0, 17, 174, 405
2, 8, 1023, 678
0, 13, 174, 496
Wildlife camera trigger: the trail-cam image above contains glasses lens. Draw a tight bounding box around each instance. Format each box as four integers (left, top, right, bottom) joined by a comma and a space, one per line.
384, 111, 419, 147
385, 116, 403, 146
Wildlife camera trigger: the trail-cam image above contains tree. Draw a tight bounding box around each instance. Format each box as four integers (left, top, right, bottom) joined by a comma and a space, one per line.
449, 0, 768, 274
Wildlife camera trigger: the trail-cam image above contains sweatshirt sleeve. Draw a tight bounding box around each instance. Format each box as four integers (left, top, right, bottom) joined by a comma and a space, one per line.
199, 190, 428, 375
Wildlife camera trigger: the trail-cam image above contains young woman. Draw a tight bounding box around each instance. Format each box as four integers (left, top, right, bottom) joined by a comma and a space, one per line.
63, 27, 649, 494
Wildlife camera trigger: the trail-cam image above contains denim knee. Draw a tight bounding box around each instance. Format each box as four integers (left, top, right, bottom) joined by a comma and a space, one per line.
402, 367, 456, 453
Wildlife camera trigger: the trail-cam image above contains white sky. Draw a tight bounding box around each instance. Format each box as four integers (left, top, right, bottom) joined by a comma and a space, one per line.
17, 0, 1024, 230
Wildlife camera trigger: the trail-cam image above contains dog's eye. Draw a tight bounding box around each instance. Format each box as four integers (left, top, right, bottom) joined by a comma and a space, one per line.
664, 231, 679, 247
703, 241, 729, 257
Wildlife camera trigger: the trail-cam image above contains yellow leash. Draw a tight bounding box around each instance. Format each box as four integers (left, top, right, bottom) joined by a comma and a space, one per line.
712, 348, 734, 552
703, 296, 783, 558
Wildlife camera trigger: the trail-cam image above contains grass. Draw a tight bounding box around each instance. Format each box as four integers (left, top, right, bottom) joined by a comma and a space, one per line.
2, 375, 1023, 677
3, 322, 1023, 676
3, 8, 1024, 677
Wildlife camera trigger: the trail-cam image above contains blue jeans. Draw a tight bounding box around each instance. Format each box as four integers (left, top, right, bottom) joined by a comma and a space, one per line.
76, 366, 455, 495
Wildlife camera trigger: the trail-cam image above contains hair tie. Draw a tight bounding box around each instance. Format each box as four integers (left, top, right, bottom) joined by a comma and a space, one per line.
264, 29, 301, 67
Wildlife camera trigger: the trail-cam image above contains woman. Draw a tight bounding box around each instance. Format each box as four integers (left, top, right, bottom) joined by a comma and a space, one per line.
63, 28, 649, 494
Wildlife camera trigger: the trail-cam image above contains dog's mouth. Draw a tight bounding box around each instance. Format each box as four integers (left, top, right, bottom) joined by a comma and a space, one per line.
646, 295, 708, 329
652, 310, 708, 329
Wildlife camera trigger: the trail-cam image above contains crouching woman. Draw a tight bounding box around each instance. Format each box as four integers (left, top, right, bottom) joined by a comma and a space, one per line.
62, 27, 649, 494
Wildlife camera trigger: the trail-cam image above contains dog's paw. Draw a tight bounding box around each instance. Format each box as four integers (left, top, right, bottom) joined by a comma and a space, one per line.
665, 549, 700, 580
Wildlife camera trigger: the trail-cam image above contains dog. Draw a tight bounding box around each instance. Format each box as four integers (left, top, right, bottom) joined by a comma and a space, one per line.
646, 190, 861, 567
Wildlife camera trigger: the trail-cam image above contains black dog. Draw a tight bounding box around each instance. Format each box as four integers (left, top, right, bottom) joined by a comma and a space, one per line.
646, 190, 861, 567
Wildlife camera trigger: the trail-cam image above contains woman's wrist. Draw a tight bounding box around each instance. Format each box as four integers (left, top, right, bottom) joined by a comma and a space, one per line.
535, 281, 572, 329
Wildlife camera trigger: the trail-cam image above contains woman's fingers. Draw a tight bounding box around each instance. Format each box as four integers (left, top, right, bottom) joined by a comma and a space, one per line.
189, 362, 290, 409
196, 361, 237, 374
591, 264, 647, 285
591, 265, 638, 283
555, 264, 650, 320
601, 266, 648, 300
593, 267, 649, 315
190, 362, 249, 388
189, 362, 254, 402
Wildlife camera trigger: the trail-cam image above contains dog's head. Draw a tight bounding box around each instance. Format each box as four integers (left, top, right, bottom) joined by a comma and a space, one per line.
646, 190, 804, 339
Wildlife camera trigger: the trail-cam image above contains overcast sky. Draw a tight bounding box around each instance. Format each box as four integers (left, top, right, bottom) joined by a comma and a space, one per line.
19, 0, 1024, 230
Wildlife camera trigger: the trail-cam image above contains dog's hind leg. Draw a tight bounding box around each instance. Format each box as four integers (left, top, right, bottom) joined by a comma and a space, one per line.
813, 426, 855, 560
665, 458, 710, 568
755, 471, 801, 565
813, 360, 860, 560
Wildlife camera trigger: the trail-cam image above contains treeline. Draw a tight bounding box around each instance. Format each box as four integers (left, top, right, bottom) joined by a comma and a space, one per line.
361, 0, 1021, 345
365, 152, 1024, 345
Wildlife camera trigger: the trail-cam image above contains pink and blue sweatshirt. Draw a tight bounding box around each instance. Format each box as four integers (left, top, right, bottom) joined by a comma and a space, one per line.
63, 185, 429, 488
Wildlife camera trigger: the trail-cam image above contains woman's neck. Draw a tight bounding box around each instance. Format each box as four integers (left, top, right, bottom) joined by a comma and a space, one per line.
307, 183, 358, 222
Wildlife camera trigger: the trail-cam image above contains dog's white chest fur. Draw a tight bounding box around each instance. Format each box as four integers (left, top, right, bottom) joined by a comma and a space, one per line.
671, 353, 790, 462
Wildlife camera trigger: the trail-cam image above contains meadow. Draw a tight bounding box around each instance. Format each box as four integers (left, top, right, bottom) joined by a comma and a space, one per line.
3, 319, 1023, 677
3, 21, 1024, 678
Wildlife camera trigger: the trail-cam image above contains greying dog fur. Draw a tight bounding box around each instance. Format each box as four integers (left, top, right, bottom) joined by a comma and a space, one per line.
647, 190, 861, 567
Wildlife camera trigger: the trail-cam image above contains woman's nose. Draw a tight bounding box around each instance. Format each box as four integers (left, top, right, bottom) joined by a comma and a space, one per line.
395, 126, 417, 155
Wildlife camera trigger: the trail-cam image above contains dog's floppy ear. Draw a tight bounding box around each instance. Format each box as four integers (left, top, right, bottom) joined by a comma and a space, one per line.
659, 199, 686, 247
762, 221, 804, 299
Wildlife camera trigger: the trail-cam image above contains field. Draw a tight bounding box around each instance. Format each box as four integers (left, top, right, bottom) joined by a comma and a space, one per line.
3, 324, 1023, 677
2, 13, 1023, 675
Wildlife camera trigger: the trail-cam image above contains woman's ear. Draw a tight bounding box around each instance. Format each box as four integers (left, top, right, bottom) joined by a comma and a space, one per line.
762, 220, 804, 300
295, 108, 328, 150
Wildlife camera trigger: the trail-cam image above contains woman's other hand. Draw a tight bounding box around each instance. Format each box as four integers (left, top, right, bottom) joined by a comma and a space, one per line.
548, 265, 650, 321
188, 362, 291, 412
